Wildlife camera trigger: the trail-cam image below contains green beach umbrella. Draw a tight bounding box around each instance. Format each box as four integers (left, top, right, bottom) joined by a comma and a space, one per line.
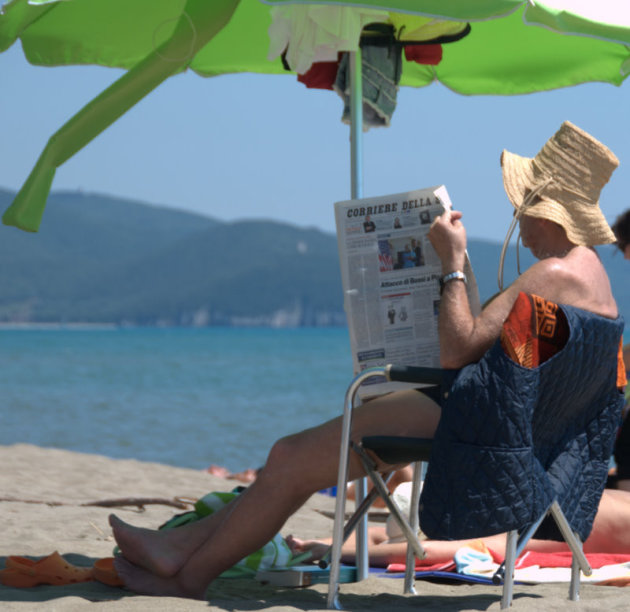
1, 0, 630, 231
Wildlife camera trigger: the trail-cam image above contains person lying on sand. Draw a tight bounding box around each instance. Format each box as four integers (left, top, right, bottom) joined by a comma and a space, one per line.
108, 122, 625, 599
205, 465, 260, 484
286, 487, 630, 568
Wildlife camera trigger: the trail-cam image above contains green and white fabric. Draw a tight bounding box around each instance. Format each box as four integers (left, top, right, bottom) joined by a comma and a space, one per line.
160, 490, 296, 579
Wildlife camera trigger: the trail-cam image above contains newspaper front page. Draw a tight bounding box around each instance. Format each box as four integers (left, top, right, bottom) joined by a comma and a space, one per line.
335, 185, 480, 398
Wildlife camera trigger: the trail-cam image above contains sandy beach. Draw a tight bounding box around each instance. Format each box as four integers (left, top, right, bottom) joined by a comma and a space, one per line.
0, 443, 627, 611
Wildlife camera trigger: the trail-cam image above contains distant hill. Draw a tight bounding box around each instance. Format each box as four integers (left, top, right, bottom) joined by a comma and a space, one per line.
0, 188, 627, 327
0, 189, 344, 326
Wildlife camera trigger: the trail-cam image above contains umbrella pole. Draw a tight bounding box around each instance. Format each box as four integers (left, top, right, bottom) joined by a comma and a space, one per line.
348, 48, 369, 582
349, 50, 364, 200
327, 50, 368, 607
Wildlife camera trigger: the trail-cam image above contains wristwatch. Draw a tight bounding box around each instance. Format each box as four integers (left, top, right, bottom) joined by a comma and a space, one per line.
439, 270, 467, 295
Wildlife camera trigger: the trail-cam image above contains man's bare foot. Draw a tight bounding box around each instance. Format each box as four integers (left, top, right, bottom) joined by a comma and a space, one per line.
113, 557, 206, 599
109, 514, 187, 578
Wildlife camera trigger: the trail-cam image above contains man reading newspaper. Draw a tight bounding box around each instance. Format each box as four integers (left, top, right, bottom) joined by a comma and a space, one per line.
107, 121, 623, 601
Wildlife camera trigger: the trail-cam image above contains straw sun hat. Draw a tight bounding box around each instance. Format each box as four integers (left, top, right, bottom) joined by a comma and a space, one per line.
501, 121, 618, 246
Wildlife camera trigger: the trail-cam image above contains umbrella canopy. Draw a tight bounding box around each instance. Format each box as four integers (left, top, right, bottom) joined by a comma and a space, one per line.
1, 0, 629, 231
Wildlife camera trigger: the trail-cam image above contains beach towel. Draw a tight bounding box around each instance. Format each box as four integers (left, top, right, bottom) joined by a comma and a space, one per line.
387, 546, 630, 586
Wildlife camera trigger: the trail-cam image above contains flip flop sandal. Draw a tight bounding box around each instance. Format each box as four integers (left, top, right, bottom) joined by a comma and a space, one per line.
92, 557, 124, 587
0, 551, 93, 587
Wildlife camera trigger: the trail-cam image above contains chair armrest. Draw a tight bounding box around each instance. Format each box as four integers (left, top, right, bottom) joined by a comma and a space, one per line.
385, 365, 446, 385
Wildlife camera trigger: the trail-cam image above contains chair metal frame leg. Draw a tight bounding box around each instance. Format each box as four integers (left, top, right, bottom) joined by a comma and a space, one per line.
403, 460, 425, 594
549, 501, 591, 601
569, 547, 581, 601
352, 442, 427, 563
327, 367, 386, 610
354, 475, 369, 581
327, 366, 429, 609
501, 530, 518, 609
495, 499, 591, 608
318, 474, 392, 570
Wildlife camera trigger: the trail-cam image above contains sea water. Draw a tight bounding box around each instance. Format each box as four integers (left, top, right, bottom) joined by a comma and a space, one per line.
0, 328, 353, 472
1, 327, 628, 473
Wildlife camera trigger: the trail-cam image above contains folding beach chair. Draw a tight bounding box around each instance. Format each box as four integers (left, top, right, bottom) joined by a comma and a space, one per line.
326, 292, 625, 610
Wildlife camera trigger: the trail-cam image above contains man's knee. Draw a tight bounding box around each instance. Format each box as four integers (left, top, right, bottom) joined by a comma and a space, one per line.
265, 433, 305, 478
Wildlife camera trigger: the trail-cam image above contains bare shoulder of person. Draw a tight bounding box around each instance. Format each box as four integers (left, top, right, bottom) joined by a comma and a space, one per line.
511, 257, 579, 302
513, 249, 616, 317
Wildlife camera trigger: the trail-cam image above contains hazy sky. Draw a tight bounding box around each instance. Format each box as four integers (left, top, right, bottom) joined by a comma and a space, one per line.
2, 41, 630, 241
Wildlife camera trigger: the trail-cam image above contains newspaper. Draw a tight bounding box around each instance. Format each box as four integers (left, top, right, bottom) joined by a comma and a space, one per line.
334, 185, 481, 398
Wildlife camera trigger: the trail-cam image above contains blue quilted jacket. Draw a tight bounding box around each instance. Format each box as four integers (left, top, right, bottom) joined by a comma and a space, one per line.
419, 304, 625, 542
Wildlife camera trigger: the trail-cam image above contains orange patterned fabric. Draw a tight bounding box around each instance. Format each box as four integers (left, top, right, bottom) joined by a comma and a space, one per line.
500, 292, 569, 369
618, 339, 627, 390
501, 292, 627, 390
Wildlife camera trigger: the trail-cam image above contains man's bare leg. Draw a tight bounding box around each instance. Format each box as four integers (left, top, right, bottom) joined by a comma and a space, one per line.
111, 389, 441, 598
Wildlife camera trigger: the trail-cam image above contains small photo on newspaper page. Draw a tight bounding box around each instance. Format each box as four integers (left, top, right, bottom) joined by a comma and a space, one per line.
334, 185, 480, 399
